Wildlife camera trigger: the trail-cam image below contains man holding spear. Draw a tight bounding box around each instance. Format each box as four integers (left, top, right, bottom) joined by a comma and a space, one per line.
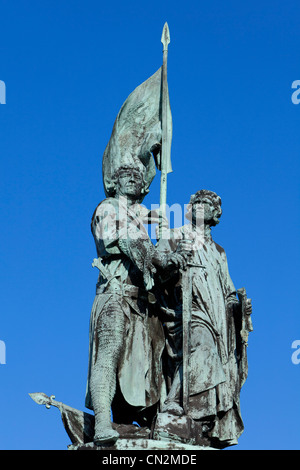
85, 23, 189, 446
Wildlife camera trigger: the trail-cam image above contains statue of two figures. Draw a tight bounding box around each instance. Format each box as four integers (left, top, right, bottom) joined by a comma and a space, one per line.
84, 173, 253, 450
30, 28, 252, 449
30, 173, 252, 450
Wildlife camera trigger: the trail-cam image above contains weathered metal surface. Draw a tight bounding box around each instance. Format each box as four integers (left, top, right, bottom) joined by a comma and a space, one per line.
181, 266, 192, 415
30, 26, 252, 452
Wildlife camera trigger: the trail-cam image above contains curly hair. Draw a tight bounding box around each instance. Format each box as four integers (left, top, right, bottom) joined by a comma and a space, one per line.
186, 189, 222, 223
190, 189, 221, 211
106, 165, 147, 199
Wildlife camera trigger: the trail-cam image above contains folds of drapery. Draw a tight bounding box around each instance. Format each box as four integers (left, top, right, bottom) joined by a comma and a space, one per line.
102, 68, 172, 202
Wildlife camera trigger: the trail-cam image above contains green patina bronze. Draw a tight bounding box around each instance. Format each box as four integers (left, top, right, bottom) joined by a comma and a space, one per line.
30, 23, 252, 450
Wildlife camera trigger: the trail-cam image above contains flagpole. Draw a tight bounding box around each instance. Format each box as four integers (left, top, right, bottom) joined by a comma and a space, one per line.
159, 22, 170, 239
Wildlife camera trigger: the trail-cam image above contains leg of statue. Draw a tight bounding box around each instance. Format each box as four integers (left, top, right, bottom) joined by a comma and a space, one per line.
89, 300, 125, 445
162, 364, 184, 416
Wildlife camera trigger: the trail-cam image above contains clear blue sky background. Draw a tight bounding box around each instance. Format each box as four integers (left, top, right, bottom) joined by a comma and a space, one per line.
0, 0, 299, 450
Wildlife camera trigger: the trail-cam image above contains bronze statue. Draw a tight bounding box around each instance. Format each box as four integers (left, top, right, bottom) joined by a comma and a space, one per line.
154, 190, 253, 448
30, 24, 252, 451
85, 165, 187, 445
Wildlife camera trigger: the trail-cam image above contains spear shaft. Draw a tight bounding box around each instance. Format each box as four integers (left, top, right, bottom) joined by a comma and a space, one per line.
159, 22, 170, 239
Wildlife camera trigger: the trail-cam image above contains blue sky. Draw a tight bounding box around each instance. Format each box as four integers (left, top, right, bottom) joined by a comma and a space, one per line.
0, 0, 299, 450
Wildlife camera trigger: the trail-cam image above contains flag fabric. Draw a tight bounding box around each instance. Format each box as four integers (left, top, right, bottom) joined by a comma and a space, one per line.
102, 67, 172, 202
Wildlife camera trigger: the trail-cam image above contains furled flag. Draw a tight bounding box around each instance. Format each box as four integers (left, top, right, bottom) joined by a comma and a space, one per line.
102, 67, 172, 202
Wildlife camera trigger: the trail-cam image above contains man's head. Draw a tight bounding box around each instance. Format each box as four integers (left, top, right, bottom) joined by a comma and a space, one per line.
186, 189, 222, 227
111, 165, 146, 201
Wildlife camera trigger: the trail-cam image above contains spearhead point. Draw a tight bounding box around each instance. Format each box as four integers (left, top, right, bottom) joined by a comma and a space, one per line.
29, 392, 51, 406
161, 22, 170, 49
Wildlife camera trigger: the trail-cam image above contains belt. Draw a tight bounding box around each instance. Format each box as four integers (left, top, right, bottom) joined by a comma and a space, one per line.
96, 284, 157, 304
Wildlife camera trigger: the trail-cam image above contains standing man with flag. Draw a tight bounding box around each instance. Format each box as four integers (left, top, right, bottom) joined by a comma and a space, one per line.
85, 24, 188, 446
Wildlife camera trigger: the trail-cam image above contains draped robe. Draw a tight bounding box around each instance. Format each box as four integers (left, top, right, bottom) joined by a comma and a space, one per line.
157, 224, 244, 446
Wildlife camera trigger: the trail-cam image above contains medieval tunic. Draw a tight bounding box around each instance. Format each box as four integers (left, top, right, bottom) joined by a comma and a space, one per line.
85, 196, 165, 413
157, 224, 244, 445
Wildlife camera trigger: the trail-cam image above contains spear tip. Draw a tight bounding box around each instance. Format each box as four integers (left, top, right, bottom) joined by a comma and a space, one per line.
161, 22, 170, 48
